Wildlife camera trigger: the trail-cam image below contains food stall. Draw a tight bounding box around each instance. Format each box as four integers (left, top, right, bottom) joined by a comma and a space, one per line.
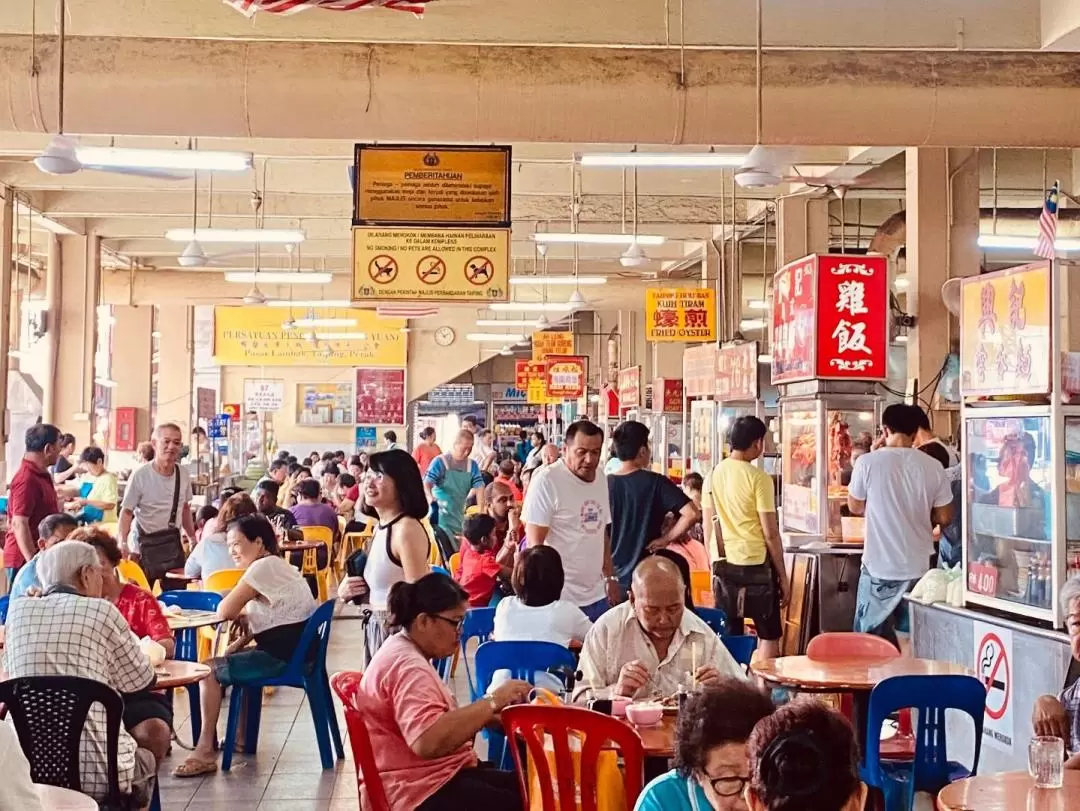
684, 343, 720, 477
648, 378, 685, 480
908, 259, 1080, 774
716, 341, 768, 459
771, 254, 888, 646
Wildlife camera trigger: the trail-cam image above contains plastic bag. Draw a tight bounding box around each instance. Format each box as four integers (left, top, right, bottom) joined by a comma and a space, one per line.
909, 568, 951, 605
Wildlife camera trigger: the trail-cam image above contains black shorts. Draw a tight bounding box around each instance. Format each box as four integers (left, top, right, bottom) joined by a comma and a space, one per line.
712, 561, 783, 641
123, 689, 174, 732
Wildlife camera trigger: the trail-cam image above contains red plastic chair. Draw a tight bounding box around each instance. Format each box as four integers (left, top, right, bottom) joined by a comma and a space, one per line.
501, 704, 645, 811
330, 671, 389, 811
806, 633, 913, 758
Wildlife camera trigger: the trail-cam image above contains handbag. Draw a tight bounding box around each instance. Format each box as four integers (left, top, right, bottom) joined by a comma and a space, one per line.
136, 468, 186, 583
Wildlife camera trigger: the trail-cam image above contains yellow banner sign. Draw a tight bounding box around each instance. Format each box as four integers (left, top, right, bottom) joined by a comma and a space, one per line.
532, 330, 574, 361
960, 262, 1051, 397
213, 307, 406, 367
354, 144, 511, 226
645, 288, 718, 342
353, 227, 510, 303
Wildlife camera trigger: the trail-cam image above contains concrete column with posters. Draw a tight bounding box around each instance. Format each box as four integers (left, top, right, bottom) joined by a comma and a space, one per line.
776, 197, 829, 264
904, 147, 980, 403
111, 305, 154, 442
53, 234, 101, 447
155, 306, 195, 434
0, 189, 12, 484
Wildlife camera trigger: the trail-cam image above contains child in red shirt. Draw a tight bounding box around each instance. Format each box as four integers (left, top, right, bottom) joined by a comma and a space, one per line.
458, 513, 516, 607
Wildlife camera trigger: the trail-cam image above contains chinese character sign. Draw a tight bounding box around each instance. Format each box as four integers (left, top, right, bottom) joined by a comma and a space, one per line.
546, 355, 588, 399
814, 255, 889, 380
682, 343, 718, 397
653, 378, 684, 412
516, 360, 558, 404
618, 366, 642, 409
532, 331, 574, 361
960, 262, 1051, 397
717, 342, 759, 401
771, 257, 817, 383
645, 288, 717, 342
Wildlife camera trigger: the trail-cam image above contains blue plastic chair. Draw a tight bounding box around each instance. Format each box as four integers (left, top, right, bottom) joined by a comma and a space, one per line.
158, 590, 222, 744
475, 640, 578, 768
721, 635, 758, 669
0, 594, 9, 623
694, 606, 728, 637
221, 600, 344, 771
460, 607, 496, 701
428, 566, 455, 680
861, 675, 986, 811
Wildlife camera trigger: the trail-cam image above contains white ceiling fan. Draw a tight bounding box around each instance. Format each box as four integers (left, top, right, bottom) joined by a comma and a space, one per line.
620, 167, 651, 268
174, 174, 257, 268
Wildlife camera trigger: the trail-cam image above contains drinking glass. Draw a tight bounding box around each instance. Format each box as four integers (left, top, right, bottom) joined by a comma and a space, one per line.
1029, 736, 1065, 789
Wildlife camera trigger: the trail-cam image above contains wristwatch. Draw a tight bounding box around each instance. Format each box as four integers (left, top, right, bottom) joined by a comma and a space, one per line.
604, 575, 618, 583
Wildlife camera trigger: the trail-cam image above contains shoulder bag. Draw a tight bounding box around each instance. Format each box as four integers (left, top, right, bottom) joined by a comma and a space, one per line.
708, 478, 777, 620
136, 468, 187, 584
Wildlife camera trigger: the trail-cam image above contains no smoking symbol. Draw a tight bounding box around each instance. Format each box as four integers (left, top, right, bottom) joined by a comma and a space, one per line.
465, 256, 495, 286
978, 633, 1009, 720
368, 255, 398, 285
417, 256, 446, 286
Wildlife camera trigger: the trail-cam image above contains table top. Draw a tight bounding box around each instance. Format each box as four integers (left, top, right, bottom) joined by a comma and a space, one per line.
937, 771, 1080, 810
624, 714, 675, 759
280, 540, 323, 552
35, 784, 98, 810
165, 609, 221, 631
751, 655, 973, 691
154, 660, 212, 690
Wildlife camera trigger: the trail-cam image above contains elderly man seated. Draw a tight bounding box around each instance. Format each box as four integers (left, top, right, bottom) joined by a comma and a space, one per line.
2, 540, 159, 809
1034, 577, 1080, 768
577, 556, 744, 701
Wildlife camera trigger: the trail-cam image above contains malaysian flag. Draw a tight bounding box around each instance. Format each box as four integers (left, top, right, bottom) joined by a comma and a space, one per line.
1034, 181, 1060, 260
376, 303, 440, 319
225, 0, 433, 16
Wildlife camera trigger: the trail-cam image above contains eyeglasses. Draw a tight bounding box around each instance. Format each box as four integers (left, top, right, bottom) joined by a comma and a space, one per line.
705, 775, 749, 798
430, 614, 465, 632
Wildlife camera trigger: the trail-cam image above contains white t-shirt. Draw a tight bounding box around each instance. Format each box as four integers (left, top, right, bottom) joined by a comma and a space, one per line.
521, 460, 611, 606
848, 447, 953, 580
494, 597, 592, 647
240, 555, 318, 635
120, 462, 192, 552
0, 721, 43, 811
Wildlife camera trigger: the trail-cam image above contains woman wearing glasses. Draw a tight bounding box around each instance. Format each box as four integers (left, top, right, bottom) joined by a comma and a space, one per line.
356, 573, 532, 810
635, 680, 774, 811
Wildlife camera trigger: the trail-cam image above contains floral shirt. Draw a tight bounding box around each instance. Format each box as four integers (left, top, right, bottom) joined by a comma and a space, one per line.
114, 582, 173, 642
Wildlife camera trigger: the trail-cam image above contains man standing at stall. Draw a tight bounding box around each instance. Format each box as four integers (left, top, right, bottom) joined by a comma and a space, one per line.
847, 404, 954, 649
424, 430, 486, 538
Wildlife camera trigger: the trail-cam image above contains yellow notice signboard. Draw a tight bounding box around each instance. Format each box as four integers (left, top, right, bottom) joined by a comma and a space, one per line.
213, 307, 406, 368
354, 144, 511, 227
532, 331, 574, 361
645, 288, 718, 342
353, 227, 510, 303
959, 261, 1051, 397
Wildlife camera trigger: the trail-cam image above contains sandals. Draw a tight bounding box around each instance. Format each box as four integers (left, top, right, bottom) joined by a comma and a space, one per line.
173, 757, 218, 778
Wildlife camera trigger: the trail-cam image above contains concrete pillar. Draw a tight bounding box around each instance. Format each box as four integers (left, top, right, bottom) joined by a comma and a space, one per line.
776, 197, 829, 264
53, 235, 101, 446
1063, 152, 1080, 352
155, 306, 194, 433
0, 189, 13, 483
42, 234, 60, 424
905, 148, 980, 396
111, 305, 153, 442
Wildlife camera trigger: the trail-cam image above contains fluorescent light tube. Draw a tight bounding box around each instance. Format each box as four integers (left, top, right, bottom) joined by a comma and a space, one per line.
739, 318, 767, 330
894, 334, 909, 344
466, 333, 528, 342
757, 354, 773, 364
476, 319, 543, 328
94, 378, 118, 388
314, 332, 368, 340
76, 146, 253, 173
267, 299, 351, 308
488, 302, 577, 313
747, 299, 770, 310
286, 318, 357, 328
225, 272, 332, 284
165, 228, 305, 244
978, 234, 1080, 251
510, 275, 607, 286
894, 275, 910, 290
580, 152, 747, 168
532, 233, 666, 246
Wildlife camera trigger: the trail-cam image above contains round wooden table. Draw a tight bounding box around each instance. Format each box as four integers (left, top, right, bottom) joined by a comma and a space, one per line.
154, 660, 211, 690
166, 609, 221, 631
623, 714, 676, 759
280, 540, 323, 553
937, 770, 1080, 810
35, 784, 97, 810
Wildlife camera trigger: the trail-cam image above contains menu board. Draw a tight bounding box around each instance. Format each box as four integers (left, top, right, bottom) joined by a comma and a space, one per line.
617, 366, 642, 410
355, 368, 406, 425
683, 343, 718, 397
717, 342, 759, 402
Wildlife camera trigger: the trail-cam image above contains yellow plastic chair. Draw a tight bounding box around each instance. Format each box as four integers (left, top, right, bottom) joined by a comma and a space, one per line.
448, 552, 461, 579
690, 569, 715, 608
465, 505, 481, 516
116, 559, 152, 592
204, 568, 245, 593
299, 525, 334, 601
337, 530, 369, 576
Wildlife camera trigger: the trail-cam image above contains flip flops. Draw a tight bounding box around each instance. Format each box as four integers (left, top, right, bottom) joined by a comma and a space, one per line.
173, 757, 218, 778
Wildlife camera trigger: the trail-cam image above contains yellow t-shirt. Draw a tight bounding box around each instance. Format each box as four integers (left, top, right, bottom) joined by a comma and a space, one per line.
84, 472, 119, 523
704, 458, 775, 565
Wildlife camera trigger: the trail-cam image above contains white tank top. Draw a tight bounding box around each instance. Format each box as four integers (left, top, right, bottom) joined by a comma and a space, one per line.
366, 515, 406, 610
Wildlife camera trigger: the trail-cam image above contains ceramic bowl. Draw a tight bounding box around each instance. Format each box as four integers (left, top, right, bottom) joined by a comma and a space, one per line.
611, 696, 632, 717
626, 702, 664, 726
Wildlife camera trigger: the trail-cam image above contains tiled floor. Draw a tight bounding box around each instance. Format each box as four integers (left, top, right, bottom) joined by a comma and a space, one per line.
158, 611, 460, 811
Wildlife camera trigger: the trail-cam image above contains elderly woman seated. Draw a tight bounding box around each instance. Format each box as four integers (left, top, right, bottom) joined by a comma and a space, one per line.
1034, 577, 1080, 768
2, 540, 158, 809
175, 514, 317, 778
636, 679, 775, 811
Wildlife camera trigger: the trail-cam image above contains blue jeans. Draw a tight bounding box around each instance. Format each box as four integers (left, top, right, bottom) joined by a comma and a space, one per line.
580, 597, 611, 623
854, 566, 914, 650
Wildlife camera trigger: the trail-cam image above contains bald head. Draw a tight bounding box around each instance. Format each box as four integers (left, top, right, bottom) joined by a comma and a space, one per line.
633, 556, 684, 593
630, 556, 686, 642
452, 429, 475, 460
541, 444, 560, 465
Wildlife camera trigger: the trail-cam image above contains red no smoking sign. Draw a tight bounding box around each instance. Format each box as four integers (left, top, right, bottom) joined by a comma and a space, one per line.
978, 631, 1010, 720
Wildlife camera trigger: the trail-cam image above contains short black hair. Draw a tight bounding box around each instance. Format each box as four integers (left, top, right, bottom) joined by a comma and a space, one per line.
349, 455, 363, 467
321, 451, 335, 461
420, 427, 436, 439
498, 459, 516, 477
229, 513, 281, 556
882, 403, 920, 437
674, 680, 775, 778
565, 420, 603, 444
287, 462, 303, 476
25, 423, 61, 453
515, 545, 565, 607
286, 455, 298, 465
256, 479, 281, 501
384, 430, 398, 442
335, 450, 346, 459
338, 473, 356, 489
197, 504, 219, 524
79, 446, 105, 465
388, 572, 468, 630
729, 416, 768, 452
60, 433, 76, 449
322, 463, 340, 478
612, 420, 649, 461
462, 513, 496, 546
911, 405, 931, 432
682, 471, 703, 492
276, 450, 290, 461
298, 478, 322, 500
367, 449, 430, 520
38, 513, 78, 540
919, 442, 949, 469
269, 459, 288, 472
462, 415, 478, 427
